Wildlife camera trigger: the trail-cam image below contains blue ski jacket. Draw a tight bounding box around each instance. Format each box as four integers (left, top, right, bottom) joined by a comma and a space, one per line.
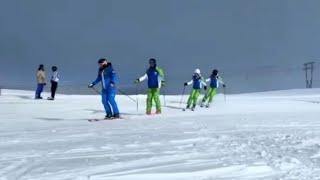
92, 63, 118, 93
206, 75, 224, 88
187, 75, 206, 89
138, 66, 164, 89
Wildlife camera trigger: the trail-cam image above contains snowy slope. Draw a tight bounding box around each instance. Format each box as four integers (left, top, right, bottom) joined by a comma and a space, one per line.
0, 89, 320, 180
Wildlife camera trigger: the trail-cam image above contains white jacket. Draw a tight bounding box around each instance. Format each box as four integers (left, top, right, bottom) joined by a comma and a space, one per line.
51, 71, 59, 82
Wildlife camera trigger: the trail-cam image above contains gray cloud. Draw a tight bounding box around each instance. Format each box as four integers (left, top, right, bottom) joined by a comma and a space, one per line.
0, 0, 319, 94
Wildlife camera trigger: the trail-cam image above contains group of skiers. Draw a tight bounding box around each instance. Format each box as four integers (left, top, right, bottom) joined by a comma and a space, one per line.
35, 58, 225, 119
87, 58, 225, 119
35, 64, 59, 100
185, 68, 225, 110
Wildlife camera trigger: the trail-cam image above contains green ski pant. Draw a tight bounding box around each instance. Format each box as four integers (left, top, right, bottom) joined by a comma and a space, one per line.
187, 89, 201, 106
147, 88, 161, 111
202, 87, 217, 104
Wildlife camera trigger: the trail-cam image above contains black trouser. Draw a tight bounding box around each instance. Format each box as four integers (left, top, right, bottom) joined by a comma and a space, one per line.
51, 81, 58, 98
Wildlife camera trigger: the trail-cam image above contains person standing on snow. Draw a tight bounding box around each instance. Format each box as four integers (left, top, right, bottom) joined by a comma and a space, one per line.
48, 66, 59, 100
200, 69, 226, 108
135, 58, 165, 115
184, 69, 207, 111
88, 58, 120, 119
35, 64, 46, 99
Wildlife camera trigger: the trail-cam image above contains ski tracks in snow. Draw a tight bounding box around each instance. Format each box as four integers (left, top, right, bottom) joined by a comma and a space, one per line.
1, 90, 320, 179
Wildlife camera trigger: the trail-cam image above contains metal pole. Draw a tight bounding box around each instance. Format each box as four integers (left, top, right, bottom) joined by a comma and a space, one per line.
311, 62, 314, 88
117, 89, 136, 102
304, 62, 315, 88
223, 86, 227, 104
179, 86, 186, 108
91, 86, 101, 95
162, 89, 166, 106
304, 63, 309, 88
136, 85, 139, 111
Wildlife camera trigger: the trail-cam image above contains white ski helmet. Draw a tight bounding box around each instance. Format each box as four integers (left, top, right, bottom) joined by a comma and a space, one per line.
194, 68, 201, 74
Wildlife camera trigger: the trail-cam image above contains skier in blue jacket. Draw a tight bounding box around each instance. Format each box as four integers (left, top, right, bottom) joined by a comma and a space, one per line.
184, 69, 207, 111
200, 69, 226, 108
88, 58, 120, 119
135, 58, 165, 115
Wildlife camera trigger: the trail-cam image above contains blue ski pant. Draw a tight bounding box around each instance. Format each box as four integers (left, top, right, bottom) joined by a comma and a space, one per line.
101, 90, 120, 116
35, 84, 44, 97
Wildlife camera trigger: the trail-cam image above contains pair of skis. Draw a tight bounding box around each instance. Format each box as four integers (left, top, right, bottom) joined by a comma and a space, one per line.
88, 112, 162, 122
182, 103, 211, 111
88, 116, 123, 122
182, 108, 194, 111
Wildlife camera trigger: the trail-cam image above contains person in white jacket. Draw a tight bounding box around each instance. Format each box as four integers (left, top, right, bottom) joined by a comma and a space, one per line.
48, 66, 59, 100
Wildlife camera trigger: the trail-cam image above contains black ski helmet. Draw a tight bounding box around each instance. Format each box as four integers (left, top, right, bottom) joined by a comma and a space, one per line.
149, 58, 156, 68
38, 64, 44, 70
149, 58, 156, 64
98, 58, 107, 64
52, 66, 58, 71
212, 69, 219, 75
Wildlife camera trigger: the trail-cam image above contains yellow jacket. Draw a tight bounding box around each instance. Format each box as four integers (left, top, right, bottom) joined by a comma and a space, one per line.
37, 70, 46, 84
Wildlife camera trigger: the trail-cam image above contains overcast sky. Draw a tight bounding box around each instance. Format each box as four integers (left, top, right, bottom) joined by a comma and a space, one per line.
0, 0, 319, 94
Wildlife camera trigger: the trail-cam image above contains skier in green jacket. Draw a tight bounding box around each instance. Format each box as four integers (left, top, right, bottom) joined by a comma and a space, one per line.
135, 58, 165, 115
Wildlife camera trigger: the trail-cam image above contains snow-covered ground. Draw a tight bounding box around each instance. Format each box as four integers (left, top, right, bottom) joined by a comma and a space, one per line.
0, 89, 320, 180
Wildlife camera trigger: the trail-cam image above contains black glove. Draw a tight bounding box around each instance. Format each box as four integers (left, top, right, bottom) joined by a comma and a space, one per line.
184, 82, 188, 86
204, 86, 207, 90
43, 83, 46, 86
161, 81, 165, 86
223, 84, 226, 88
88, 83, 94, 88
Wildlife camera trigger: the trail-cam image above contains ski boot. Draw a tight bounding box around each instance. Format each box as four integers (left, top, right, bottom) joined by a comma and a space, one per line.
206, 103, 211, 108
104, 114, 113, 119
183, 105, 190, 111
47, 97, 54, 100
146, 110, 152, 115
112, 114, 121, 119
156, 110, 161, 114
191, 104, 196, 111
200, 101, 205, 108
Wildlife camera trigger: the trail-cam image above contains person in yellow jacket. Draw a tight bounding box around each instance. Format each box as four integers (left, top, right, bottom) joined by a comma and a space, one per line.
35, 64, 46, 99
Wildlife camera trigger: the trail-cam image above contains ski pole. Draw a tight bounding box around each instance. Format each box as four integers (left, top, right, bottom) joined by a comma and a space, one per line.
136, 84, 139, 111
162, 88, 166, 106
117, 89, 136, 103
91, 86, 101, 95
223, 86, 227, 104
179, 86, 186, 108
